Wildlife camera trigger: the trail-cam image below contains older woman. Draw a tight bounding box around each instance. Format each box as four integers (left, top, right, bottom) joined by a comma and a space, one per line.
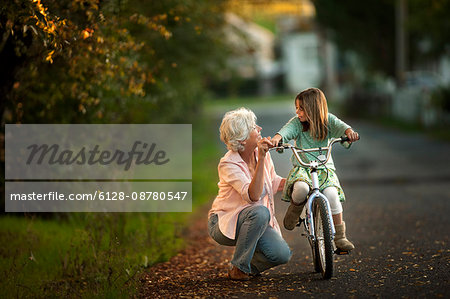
208, 107, 291, 280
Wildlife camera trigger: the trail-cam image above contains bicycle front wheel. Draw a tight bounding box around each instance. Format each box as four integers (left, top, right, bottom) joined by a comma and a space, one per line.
312, 197, 334, 279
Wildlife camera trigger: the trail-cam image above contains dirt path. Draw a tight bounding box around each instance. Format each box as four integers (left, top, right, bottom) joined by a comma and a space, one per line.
138, 205, 316, 299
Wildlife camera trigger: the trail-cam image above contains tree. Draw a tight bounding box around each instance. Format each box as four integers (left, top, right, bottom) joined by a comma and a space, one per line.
0, 0, 229, 210
313, 0, 396, 76
313, 0, 450, 77
408, 0, 450, 66
0, 0, 228, 124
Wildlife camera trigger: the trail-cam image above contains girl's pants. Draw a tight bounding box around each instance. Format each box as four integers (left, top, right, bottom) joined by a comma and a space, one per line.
291, 181, 343, 215
208, 205, 291, 274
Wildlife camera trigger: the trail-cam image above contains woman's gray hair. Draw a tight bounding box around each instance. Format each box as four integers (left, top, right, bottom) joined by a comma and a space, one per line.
220, 107, 257, 152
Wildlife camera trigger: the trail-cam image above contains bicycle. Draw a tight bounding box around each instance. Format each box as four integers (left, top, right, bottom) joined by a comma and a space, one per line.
270, 136, 358, 279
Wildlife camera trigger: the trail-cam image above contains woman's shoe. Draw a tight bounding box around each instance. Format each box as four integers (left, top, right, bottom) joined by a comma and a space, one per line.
228, 266, 250, 281
283, 201, 305, 230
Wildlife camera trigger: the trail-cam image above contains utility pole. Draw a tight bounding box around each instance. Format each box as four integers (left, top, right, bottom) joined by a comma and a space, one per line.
395, 0, 407, 86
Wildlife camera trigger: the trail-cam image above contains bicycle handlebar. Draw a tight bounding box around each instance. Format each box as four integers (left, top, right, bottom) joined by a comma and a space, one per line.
269, 136, 359, 168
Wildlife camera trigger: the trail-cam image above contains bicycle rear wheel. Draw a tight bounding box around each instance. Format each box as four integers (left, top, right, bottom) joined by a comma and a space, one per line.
312, 197, 334, 279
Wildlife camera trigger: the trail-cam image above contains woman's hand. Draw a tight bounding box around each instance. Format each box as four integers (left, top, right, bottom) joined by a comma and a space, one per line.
257, 137, 272, 159
277, 178, 286, 193
345, 128, 359, 143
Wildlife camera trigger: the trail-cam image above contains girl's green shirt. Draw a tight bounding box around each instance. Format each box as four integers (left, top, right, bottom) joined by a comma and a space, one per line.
277, 113, 351, 170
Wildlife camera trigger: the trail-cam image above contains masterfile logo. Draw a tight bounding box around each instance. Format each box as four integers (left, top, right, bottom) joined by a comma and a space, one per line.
5, 124, 192, 212
6, 124, 191, 180
26, 141, 170, 171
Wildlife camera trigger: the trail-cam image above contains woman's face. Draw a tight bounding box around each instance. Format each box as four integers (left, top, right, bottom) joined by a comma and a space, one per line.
244, 124, 262, 149
295, 99, 307, 122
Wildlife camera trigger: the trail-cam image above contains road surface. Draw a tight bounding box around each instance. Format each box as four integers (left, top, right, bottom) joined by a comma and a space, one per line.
141, 101, 450, 298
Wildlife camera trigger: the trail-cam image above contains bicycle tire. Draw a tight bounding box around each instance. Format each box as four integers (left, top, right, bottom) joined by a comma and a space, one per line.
310, 201, 321, 273
312, 197, 334, 279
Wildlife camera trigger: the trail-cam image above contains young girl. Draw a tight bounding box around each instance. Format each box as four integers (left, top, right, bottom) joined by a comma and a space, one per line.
271, 88, 359, 251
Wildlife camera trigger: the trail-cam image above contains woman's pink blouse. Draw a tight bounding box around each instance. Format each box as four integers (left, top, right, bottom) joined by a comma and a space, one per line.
208, 149, 283, 239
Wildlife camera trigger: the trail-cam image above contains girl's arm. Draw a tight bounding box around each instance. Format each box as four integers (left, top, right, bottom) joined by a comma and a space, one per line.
271, 116, 300, 146
329, 113, 358, 147
328, 113, 351, 137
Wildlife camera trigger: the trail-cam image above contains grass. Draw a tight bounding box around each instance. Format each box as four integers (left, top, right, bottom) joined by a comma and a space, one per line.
0, 114, 222, 298
0, 212, 188, 297
208, 93, 292, 106
205, 93, 293, 117
192, 117, 222, 208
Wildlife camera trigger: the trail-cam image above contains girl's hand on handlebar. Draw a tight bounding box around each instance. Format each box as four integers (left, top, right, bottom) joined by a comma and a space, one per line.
271, 134, 282, 147
345, 128, 359, 143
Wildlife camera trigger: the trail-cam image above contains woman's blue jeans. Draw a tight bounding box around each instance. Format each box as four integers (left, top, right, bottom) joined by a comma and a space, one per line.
208, 205, 291, 274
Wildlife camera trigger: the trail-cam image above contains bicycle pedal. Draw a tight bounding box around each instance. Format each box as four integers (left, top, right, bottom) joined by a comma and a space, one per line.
334, 249, 350, 255
295, 218, 304, 227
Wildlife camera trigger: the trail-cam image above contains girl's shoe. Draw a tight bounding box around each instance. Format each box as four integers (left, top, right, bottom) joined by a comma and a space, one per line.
228, 266, 250, 281
334, 221, 355, 251
283, 201, 305, 230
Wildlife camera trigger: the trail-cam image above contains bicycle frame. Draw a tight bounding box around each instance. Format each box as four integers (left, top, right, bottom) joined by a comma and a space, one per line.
304, 170, 335, 241
271, 137, 347, 242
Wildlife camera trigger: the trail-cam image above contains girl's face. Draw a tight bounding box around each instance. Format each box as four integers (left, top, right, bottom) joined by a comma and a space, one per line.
295, 99, 307, 122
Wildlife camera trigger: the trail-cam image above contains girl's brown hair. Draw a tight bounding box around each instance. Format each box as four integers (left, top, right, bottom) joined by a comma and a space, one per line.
296, 88, 328, 140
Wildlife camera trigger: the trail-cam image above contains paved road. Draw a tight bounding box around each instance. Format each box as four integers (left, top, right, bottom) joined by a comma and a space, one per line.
205, 101, 450, 298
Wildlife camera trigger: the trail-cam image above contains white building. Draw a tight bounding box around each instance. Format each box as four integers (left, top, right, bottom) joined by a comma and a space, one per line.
224, 13, 276, 80
280, 32, 322, 92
